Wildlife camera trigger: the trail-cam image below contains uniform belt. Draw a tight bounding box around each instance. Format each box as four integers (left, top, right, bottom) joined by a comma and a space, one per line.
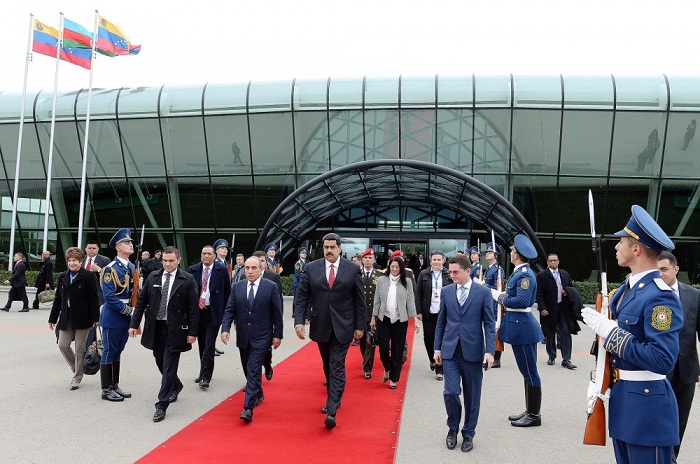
119, 298, 130, 303
615, 369, 665, 381
505, 308, 531, 313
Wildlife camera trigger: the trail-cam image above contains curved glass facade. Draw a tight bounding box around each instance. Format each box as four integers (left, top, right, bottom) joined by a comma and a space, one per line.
1, 74, 699, 281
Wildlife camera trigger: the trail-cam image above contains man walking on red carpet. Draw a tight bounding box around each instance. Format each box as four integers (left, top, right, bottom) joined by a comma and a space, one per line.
221, 257, 283, 422
294, 232, 366, 429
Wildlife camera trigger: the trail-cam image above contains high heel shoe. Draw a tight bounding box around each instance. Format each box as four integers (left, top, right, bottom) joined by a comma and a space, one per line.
382, 372, 389, 383
389, 382, 397, 390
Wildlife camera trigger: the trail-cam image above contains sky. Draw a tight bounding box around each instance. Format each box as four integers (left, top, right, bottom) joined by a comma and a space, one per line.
1, 0, 699, 94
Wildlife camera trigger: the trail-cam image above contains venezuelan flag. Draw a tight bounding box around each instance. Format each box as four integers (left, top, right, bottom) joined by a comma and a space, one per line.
32, 19, 59, 58
60, 46, 92, 70
96, 16, 141, 56
63, 18, 93, 49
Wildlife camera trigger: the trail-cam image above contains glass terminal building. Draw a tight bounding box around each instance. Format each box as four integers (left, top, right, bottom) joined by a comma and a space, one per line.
1, 74, 698, 282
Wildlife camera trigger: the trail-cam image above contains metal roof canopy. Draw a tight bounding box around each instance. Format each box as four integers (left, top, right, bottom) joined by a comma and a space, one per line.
256, 159, 545, 271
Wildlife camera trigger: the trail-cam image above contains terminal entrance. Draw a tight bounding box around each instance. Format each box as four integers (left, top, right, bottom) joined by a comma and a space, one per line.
369, 240, 425, 269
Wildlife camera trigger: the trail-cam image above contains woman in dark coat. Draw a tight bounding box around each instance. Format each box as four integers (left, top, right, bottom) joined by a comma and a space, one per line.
48, 247, 100, 390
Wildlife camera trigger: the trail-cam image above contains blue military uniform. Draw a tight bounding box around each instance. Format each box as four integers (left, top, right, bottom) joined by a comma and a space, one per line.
214, 238, 229, 268
484, 242, 506, 367
99, 228, 135, 402
602, 205, 683, 463
468, 246, 482, 280
265, 243, 278, 273
293, 247, 308, 299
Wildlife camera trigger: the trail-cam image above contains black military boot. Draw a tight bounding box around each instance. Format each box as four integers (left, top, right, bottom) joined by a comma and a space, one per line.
101, 364, 124, 402
511, 385, 541, 427
508, 380, 528, 421
111, 361, 132, 398
492, 350, 502, 368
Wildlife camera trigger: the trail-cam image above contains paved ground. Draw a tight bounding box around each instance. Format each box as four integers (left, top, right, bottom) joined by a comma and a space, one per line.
0, 295, 698, 463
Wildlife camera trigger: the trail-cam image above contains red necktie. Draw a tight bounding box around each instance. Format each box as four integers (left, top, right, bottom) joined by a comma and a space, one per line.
86, 258, 92, 270
328, 264, 335, 288
199, 266, 210, 309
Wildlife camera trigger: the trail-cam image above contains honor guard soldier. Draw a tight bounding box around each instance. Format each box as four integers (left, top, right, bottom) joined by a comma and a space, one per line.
359, 249, 383, 379
582, 206, 682, 464
483, 243, 505, 368
265, 243, 281, 274
293, 247, 309, 300
468, 246, 482, 281
214, 239, 229, 267
99, 228, 135, 402
491, 234, 544, 427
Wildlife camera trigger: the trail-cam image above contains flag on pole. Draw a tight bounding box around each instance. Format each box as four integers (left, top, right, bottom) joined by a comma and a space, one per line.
63, 18, 92, 48
96, 16, 141, 56
32, 19, 59, 58
60, 46, 92, 69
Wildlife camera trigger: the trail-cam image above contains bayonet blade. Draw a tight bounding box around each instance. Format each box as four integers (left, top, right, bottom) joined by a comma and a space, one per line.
588, 190, 596, 238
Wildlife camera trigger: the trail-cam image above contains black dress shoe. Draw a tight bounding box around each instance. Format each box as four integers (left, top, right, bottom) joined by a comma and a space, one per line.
446, 430, 458, 450
265, 366, 273, 381
240, 408, 253, 422
199, 379, 210, 388
169, 384, 184, 403
18, 308, 30, 312
492, 360, 501, 368
194, 377, 201, 383
324, 414, 336, 429
153, 409, 166, 422
254, 395, 265, 407
112, 385, 131, 398
461, 437, 473, 452
101, 388, 124, 402
511, 413, 541, 427
562, 360, 577, 370
0, 307, 9, 312
547, 358, 555, 365
508, 410, 527, 421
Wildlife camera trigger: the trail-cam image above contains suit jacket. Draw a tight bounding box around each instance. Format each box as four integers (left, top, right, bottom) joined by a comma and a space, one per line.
221, 278, 283, 350
535, 267, 574, 327
87, 254, 111, 305
412, 258, 428, 277
188, 260, 231, 326
130, 269, 200, 353
415, 267, 452, 318
294, 257, 367, 345
8, 261, 27, 288
36, 258, 54, 289
668, 282, 700, 384
361, 268, 383, 324
434, 282, 496, 362
263, 269, 284, 307
373, 275, 417, 323
48, 268, 100, 330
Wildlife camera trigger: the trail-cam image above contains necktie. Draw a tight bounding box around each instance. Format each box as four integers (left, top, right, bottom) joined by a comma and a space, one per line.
620, 281, 631, 303
328, 264, 335, 288
554, 270, 562, 302
157, 273, 171, 320
86, 258, 92, 270
458, 285, 467, 305
199, 266, 210, 309
248, 282, 255, 308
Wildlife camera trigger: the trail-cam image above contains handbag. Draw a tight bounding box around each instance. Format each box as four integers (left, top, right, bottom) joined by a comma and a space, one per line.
38, 289, 56, 304
83, 326, 103, 375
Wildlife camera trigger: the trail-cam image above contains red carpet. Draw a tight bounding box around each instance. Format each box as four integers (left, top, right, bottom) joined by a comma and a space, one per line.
138, 321, 416, 464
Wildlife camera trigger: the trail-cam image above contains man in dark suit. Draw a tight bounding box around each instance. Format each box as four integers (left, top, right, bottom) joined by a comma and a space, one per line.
129, 246, 199, 423
412, 252, 429, 277
434, 254, 495, 453
32, 250, 54, 309
84, 240, 111, 305
536, 253, 576, 369
188, 245, 231, 388
3, 252, 29, 311
294, 232, 366, 429
221, 257, 283, 422
252, 250, 283, 381
658, 251, 700, 461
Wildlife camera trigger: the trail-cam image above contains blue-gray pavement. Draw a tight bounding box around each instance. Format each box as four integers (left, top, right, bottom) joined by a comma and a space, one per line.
1, 296, 697, 463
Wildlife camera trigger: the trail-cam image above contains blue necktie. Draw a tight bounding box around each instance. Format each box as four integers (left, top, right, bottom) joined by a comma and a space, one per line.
458, 285, 467, 305
248, 282, 255, 308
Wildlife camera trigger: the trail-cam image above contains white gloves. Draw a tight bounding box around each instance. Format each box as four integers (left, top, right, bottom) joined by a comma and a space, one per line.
491, 289, 504, 303
472, 277, 484, 285
582, 306, 618, 339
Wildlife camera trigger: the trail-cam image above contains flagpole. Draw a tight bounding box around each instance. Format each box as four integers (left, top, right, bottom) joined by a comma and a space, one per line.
41, 13, 64, 252
8, 14, 34, 271
76, 10, 99, 249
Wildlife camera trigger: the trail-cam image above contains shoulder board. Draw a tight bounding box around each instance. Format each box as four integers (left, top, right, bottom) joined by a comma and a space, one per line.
654, 277, 673, 291
522, 267, 528, 273
295, 262, 301, 269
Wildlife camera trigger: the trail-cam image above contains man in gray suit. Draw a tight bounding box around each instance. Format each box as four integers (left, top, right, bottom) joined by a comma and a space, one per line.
294, 232, 366, 429
657, 251, 700, 461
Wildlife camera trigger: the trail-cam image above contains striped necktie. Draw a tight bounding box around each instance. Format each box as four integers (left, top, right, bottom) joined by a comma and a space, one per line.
458, 285, 467, 305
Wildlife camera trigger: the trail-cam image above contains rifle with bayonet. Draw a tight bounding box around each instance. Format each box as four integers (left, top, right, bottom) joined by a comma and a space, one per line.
583, 191, 611, 446
228, 233, 235, 279
131, 225, 145, 334
491, 228, 505, 352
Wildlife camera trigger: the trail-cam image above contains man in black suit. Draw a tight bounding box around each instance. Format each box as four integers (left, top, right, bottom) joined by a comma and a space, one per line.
221, 257, 283, 422
2, 252, 29, 311
658, 251, 700, 461
188, 245, 231, 388
535, 253, 576, 369
129, 246, 199, 423
84, 240, 112, 305
252, 250, 284, 381
32, 250, 54, 309
294, 232, 366, 429
413, 252, 429, 277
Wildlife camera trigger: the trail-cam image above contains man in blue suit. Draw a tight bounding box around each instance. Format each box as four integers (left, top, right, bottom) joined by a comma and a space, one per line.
583, 205, 682, 464
221, 257, 283, 422
434, 254, 495, 453
188, 245, 231, 388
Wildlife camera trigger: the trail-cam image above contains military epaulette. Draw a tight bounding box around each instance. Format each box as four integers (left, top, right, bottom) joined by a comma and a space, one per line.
653, 277, 673, 292
609, 287, 619, 300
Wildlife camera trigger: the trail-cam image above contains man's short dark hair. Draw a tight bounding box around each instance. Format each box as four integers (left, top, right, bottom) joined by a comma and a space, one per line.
236, 253, 244, 258
322, 233, 341, 246
252, 250, 266, 259
162, 246, 180, 258
430, 250, 445, 259
448, 255, 470, 270
658, 251, 677, 266
202, 245, 214, 253
86, 240, 99, 246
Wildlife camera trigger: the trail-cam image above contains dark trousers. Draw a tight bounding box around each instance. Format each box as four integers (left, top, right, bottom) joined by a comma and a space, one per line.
358, 323, 376, 374
239, 343, 266, 409
317, 330, 350, 415
153, 321, 183, 411
512, 343, 541, 386
196, 307, 220, 382
543, 303, 572, 361
377, 318, 408, 382
422, 313, 443, 375
443, 342, 483, 438
4, 286, 28, 309
670, 366, 696, 458
613, 439, 673, 464
101, 327, 129, 363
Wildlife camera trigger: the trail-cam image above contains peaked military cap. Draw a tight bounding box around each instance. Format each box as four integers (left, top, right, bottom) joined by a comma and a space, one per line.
109, 228, 133, 249
510, 234, 537, 260
615, 205, 674, 252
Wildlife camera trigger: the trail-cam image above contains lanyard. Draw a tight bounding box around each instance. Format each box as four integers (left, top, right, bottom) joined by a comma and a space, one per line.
432, 270, 441, 289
